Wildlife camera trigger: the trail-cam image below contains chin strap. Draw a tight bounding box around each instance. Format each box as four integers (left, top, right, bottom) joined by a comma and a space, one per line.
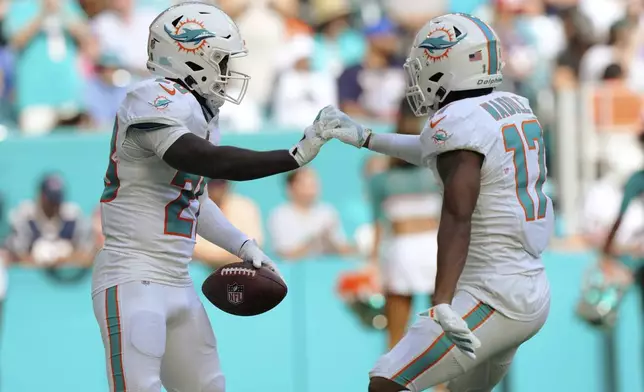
206, 96, 224, 112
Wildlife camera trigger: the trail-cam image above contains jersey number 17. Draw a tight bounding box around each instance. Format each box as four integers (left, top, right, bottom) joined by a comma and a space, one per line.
502, 119, 548, 222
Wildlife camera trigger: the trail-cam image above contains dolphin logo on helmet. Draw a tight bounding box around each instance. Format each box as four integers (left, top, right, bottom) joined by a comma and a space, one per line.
164, 25, 217, 43
419, 32, 467, 54
147, 3, 251, 106
404, 14, 503, 117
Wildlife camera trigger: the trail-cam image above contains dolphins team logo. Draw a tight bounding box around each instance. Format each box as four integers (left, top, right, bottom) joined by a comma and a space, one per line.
431, 129, 452, 145
419, 27, 467, 62
164, 19, 217, 54
149, 95, 173, 111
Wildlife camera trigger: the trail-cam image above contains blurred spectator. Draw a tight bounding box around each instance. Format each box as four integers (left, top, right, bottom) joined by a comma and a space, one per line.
580, 173, 643, 253
595, 130, 644, 305
4, 173, 93, 267
193, 179, 264, 267
579, 0, 631, 40
603, 63, 625, 81
337, 18, 404, 122
580, 20, 640, 85
78, 0, 107, 19
521, 0, 568, 60
220, 0, 286, 109
5, 0, 94, 134
492, 0, 555, 102
599, 129, 644, 254
272, 0, 312, 38
268, 168, 354, 260
310, 0, 366, 78
384, 0, 446, 40
84, 52, 130, 128
366, 99, 441, 349
272, 35, 337, 129
553, 6, 595, 88
577, 110, 644, 248
353, 155, 390, 258
91, 0, 156, 78
0, 0, 13, 112
363, 155, 390, 178
624, 3, 644, 92
218, 92, 263, 132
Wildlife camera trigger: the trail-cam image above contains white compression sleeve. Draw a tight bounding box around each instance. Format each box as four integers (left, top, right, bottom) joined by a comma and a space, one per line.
366, 133, 424, 166
197, 196, 250, 256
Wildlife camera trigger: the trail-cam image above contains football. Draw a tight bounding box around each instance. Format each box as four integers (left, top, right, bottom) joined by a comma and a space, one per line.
202, 262, 287, 316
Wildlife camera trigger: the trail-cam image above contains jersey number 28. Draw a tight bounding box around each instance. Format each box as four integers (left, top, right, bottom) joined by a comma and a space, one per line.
502, 120, 548, 222
101, 117, 204, 238
164, 172, 204, 238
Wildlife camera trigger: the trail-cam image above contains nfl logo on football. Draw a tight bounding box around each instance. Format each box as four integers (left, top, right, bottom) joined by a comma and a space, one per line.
227, 283, 244, 305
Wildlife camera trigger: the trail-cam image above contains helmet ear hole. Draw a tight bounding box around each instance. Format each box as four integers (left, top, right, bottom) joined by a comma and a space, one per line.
184, 75, 197, 88
185, 61, 204, 71
436, 87, 447, 100
429, 72, 444, 83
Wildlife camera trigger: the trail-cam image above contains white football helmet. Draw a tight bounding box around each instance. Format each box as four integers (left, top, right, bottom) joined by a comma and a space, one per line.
404, 13, 504, 117
147, 2, 250, 107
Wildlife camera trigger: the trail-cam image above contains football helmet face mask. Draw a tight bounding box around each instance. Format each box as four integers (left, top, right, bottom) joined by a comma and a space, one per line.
147, 2, 250, 107
404, 13, 504, 117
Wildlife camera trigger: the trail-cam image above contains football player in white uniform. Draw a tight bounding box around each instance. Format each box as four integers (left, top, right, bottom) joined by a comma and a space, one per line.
91, 3, 327, 392
316, 13, 553, 392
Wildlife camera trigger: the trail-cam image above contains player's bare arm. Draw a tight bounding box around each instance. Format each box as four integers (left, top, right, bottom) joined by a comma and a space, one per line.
163, 129, 322, 181
601, 216, 623, 259
433, 149, 483, 305
599, 174, 644, 281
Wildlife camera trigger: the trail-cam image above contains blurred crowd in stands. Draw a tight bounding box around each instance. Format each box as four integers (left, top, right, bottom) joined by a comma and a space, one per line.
1, 0, 644, 270
0, 0, 639, 134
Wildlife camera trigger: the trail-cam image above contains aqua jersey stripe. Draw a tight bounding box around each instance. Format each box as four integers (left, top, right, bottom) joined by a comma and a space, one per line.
461, 14, 498, 75
106, 286, 127, 392
392, 302, 495, 386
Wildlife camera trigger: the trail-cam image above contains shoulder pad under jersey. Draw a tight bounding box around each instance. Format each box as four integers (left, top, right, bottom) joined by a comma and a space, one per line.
117, 79, 195, 128
419, 99, 496, 164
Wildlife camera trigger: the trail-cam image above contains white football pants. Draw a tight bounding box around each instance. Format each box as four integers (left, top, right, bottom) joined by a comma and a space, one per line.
370, 290, 549, 392
93, 281, 225, 392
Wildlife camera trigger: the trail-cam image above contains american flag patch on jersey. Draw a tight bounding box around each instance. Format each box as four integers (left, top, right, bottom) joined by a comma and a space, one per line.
469, 51, 482, 62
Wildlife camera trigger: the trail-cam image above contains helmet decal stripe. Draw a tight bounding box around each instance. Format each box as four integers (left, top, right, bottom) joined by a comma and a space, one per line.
460, 14, 498, 75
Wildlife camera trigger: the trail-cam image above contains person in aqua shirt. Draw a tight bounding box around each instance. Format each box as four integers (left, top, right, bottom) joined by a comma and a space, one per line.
4, 0, 93, 134
366, 99, 442, 351
601, 131, 644, 280
310, 2, 366, 78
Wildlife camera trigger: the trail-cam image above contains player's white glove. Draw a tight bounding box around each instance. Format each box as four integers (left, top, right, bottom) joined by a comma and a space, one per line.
289, 122, 327, 166
314, 105, 372, 148
238, 239, 282, 278
429, 304, 481, 360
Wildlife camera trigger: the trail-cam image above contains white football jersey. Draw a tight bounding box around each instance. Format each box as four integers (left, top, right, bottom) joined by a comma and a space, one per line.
92, 78, 220, 296
420, 91, 554, 320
